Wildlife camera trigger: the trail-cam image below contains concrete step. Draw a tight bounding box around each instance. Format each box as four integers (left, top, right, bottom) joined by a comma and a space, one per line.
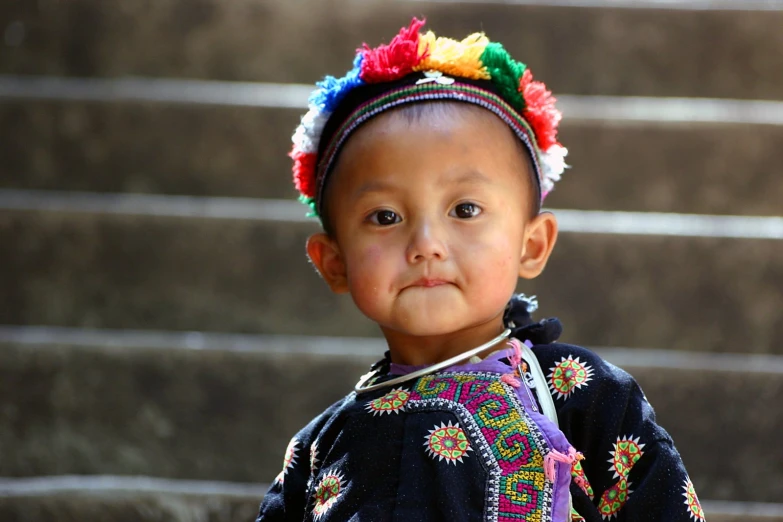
0, 477, 262, 522
2, 1, 782, 99
2, 206, 782, 353
2, 99, 783, 216
1, 334, 782, 503
0, 100, 297, 201
2, 477, 782, 522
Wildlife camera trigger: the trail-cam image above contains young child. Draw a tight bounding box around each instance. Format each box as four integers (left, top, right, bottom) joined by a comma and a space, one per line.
257, 19, 705, 522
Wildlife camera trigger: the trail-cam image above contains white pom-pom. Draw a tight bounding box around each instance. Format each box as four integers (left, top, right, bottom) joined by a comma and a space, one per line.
292, 106, 330, 154
539, 144, 569, 193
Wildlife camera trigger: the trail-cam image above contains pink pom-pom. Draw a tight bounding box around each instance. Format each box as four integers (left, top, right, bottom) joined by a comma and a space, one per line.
519, 69, 562, 151
290, 149, 318, 199
359, 18, 428, 83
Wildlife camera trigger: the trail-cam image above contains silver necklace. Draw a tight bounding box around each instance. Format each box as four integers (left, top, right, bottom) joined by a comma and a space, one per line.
354, 328, 512, 394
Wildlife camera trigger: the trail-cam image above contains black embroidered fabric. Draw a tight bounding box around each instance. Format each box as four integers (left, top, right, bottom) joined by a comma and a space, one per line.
256, 312, 701, 521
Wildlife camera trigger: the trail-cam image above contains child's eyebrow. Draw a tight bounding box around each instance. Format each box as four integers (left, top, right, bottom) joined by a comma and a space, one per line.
447, 170, 494, 186
352, 170, 494, 201
352, 180, 395, 200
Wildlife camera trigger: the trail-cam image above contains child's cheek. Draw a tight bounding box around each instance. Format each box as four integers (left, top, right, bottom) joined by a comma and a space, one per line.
348, 244, 387, 304
471, 235, 516, 272
469, 236, 520, 299
346, 244, 383, 276
493, 247, 516, 272
363, 244, 383, 264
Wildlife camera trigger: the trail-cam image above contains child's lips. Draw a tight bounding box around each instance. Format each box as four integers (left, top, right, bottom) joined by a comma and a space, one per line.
408, 277, 451, 288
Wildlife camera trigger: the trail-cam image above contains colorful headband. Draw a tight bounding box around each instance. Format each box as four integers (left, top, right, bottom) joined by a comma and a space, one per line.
291, 18, 568, 218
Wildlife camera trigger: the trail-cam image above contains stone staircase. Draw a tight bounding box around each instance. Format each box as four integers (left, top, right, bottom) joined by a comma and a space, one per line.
1, 0, 783, 520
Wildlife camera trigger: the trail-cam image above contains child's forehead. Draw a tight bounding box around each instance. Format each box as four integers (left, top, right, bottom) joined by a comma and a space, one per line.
331, 105, 532, 193
338, 102, 531, 171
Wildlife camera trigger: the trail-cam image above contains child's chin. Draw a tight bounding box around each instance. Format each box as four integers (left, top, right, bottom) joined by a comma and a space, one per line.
386, 314, 468, 338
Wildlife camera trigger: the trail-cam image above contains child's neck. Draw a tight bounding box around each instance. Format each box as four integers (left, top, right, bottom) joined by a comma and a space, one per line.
382, 316, 507, 366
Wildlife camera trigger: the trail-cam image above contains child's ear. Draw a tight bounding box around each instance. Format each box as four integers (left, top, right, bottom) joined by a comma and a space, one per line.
519, 212, 558, 279
306, 233, 350, 294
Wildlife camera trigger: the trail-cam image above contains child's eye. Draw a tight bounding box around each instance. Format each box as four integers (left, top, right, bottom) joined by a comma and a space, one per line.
368, 209, 401, 226
450, 202, 482, 219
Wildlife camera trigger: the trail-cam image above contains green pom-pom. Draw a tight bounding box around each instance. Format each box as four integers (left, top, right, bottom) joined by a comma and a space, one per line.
480, 42, 527, 112
298, 194, 320, 219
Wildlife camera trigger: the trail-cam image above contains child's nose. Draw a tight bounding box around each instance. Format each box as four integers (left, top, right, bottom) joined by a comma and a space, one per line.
406, 220, 448, 263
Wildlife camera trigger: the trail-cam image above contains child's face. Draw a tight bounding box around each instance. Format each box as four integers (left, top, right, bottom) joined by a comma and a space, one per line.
309, 104, 556, 347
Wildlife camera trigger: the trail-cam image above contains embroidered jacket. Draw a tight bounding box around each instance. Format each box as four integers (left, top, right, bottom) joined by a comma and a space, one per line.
257, 319, 705, 522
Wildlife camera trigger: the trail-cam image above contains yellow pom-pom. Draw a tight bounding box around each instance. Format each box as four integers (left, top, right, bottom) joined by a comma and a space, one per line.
414, 31, 491, 80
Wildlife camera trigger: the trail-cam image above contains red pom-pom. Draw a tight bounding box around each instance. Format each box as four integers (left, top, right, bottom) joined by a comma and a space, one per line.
359, 18, 428, 83
290, 149, 317, 199
519, 69, 562, 151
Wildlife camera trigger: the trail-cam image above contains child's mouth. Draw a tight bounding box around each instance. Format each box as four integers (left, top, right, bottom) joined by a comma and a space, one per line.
408, 278, 450, 288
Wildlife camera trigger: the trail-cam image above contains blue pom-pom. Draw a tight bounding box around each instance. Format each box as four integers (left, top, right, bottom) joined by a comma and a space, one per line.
309, 54, 365, 113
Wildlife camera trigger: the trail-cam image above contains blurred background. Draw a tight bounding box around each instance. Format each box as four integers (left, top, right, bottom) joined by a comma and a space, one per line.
1, 0, 782, 520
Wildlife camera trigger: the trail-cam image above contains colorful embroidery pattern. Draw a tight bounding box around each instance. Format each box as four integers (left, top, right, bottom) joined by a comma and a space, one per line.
274, 437, 299, 485
571, 458, 594, 499
310, 440, 320, 476
598, 478, 630, 519
608, 436, 645, 479
571, 507, 587, 521
548, 355, 594, 400
682, 477, 705, 521
312, 469, 345, 520
409, 372, 554, 521
366, 388, 410, 415
424, 421, 472, 464
595, 435, 643, 519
